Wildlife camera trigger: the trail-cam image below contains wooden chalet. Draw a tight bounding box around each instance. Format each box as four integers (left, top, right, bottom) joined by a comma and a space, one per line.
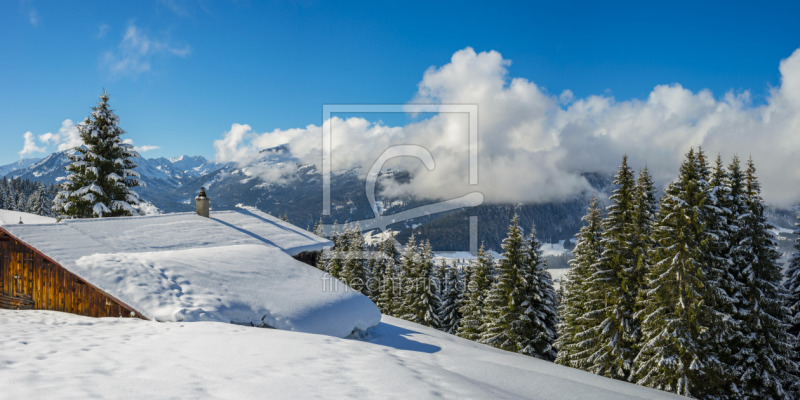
0, 229, 138, 317
0, 204, 333, 322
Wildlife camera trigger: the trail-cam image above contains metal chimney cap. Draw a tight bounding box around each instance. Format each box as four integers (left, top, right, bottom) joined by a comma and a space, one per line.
196, 187, 208, 200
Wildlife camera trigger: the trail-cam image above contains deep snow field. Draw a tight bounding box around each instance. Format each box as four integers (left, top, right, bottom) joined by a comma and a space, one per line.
0, 310, 684, 399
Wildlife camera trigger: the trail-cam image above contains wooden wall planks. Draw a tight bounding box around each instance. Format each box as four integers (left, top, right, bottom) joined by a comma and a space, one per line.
0, 232, 140, 319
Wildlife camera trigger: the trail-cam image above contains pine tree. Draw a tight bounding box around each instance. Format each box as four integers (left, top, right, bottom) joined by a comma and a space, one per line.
631, 166, 657, 318
633, 149, 714, 397
457, 244, 494, 341
313, 219, 327, 270
517, 221, 558, 360
439, 260, 463, 334
694, 155, 746, 398
398, 235, 418, 320
434, 260, 448, 323
419, 241, 441, 328
375, 239, 399, 315
785, 210, 800, 398
341, 224, 369, 295
730, 158, 798, 399
53, 91, 140, 218
26, 184, 45, 216
324, 223, 345, 278
592, 155, 639, 380
398, 236, 440, 327
480, 214, 526, 352
556, 194, 604, 369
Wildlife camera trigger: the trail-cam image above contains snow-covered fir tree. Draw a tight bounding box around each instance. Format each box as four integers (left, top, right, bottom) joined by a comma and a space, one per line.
786, 210, 800, 397
419, 240, 441, 329
729, 158, 798, 399
398, 234, 419, 321
26, 183, 47, 216
591, 156, 639, 380
697, 155, 746, 398
518, 221, 558, 360
630, 166, 657, 337
439, 260, 463, 334
397, 236, 439, 327
434, 260, 447, 318
53, 91, 140, 218
313, 220, 329, 271
375, 238, 399, 315
341, 224, 369, 295
457, 244, 494, 341
325, 224, 345, 279
480, 214, 527, 352
0, 177, 57, 216
555, 194, 604, 369
632, 149, 718, 397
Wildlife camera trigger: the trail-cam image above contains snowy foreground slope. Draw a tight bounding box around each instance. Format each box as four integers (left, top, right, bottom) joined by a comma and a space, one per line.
0, 310, 684, 400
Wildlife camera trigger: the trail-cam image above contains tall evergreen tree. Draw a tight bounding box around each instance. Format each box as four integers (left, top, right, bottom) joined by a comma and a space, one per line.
518, 221, 558, 360
592, 155, 639, 380
730, 158, 798, 399
419, 241, 441, 328
398, 234, 419, 321
375, 238, 399, 315
439, 260, 463, 334
785, 210, 800, 398
326, 225, 346, 279
480, 214, 526, 351
699, 155, 745, 398
313, 220, 330, 271
398, 236, 439, 327
341, 224, 369, 295
633, 149, 714, 397
457, 244, 494, 341
53, 91, 140, 218
26, 184, 45, 216
556, 194, 604, 369
434, 259, 448, 320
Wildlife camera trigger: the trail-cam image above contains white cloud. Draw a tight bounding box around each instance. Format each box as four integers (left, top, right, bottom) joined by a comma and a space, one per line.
18, 131, 45, 157
21, 119, 81, 157
122, 138, 159, 153
36, 119, 83, 152
28, 8, 39, 26
213, 123, 258, 164
215, 47, 800, 207
135, 145, 160, 152
20, 119, 159, 158
97, 23, 109, 39
19, 0, 39, 27
101, 22, 191, 77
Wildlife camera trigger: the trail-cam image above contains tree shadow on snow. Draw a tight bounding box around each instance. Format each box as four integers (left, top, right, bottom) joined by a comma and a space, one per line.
361, 322, 441, 354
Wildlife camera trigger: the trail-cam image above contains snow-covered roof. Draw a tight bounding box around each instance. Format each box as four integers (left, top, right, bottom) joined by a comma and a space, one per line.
214, 208, 330, 256
0, 210, 56, 225
1, 212, 379, 338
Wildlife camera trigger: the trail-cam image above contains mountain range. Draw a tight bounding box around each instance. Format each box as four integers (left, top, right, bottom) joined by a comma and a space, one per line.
2, 148, 797, 255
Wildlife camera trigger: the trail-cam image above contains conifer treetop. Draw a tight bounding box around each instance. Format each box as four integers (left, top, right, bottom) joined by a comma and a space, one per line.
53, 91, 141, 219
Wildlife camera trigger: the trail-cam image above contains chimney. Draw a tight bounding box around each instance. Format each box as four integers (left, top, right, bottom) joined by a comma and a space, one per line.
196, 187, 209, 217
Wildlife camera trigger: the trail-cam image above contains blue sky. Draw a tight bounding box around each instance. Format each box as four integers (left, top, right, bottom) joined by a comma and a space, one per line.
2, 0, 800, 167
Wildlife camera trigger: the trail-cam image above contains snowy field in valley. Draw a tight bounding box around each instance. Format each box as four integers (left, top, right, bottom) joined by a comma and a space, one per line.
435, 250, 571, 289
0, 310, 684, 400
